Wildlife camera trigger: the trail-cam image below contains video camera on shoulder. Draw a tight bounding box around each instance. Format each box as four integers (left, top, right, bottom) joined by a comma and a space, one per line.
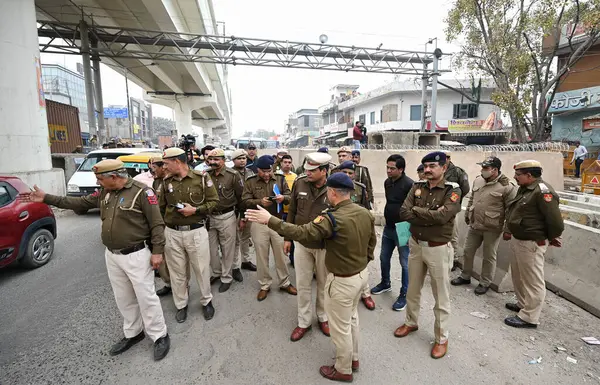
179, 134, 196, 151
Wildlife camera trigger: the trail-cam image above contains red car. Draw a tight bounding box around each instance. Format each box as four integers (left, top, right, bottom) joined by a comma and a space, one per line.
0, 176, 56, 268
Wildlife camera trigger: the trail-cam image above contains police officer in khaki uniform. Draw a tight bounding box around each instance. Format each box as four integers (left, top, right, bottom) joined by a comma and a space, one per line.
286, 152, 332, 342
246, 173, 377, 383
160, 147, 220, 323
451, 157, 516, 295
503, 160, 564, 328
394, 152, 462, 360
206, 148, 245, 293
242, 155, 297, 301
351, 150, 374, 206
231, 149, 257, 272
336, 161, 376, 311
21, 159, 170, 360
443, 151, 470, 270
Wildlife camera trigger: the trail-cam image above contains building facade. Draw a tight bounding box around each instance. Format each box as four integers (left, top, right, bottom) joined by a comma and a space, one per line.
316, 80, 505, 146
549, 24, 600, 148
104, 97, 153, 142
284, 108, 322, 147
41, 64, 89, 137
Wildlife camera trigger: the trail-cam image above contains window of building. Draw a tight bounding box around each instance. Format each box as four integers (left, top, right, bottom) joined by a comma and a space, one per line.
380, 110, 383, 123
410, 105, 422, 121
370, 111, 375, 124
304, 115, 309, 127
358, 114, 366, 124
453, 103, 478, 119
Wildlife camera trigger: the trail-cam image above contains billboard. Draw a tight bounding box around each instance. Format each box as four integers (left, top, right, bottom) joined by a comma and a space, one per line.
104, 107, 129, 119
548, 86, 600, 113
448, 112, 502, 132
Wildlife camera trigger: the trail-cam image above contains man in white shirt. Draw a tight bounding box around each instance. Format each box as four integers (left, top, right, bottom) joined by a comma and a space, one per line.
571, 141, 588, 178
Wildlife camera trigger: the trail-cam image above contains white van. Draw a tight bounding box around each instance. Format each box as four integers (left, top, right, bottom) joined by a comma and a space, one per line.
66, 148, 161, 214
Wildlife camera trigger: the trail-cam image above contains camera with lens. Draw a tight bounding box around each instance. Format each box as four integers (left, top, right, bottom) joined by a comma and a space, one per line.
179, 134, 196, 151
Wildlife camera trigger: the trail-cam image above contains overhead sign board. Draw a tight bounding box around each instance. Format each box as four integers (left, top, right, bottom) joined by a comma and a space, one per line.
104, 107, 129, 119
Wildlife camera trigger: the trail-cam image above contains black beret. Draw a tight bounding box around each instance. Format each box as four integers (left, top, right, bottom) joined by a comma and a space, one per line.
421, 151, 447, 164
326, 173, 354, 190
337, 161, 356, 171
256, 155, 275, 169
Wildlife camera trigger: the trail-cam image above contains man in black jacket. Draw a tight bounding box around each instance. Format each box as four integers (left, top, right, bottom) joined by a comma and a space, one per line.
371, 155, 414, 311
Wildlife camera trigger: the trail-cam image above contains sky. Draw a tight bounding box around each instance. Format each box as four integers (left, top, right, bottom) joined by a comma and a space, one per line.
41, 0, 459, 137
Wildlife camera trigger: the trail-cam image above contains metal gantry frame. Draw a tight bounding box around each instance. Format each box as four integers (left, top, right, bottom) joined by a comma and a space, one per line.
37, 20, 451, 75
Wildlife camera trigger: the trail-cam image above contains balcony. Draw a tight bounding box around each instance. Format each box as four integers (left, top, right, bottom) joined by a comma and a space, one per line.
322, 122, 352, 133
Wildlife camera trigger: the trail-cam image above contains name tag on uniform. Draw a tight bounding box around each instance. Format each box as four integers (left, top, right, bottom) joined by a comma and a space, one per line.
299, 192, 307, 197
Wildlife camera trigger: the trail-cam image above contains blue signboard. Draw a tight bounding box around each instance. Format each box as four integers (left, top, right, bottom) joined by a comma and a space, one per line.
104, 107, 129, 119
548, 86, 600, 113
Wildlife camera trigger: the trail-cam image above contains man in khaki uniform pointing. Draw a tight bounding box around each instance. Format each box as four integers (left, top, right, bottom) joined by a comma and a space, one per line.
246, 172, 377, 383
20, 159, 170, 361
394, 151, 462, 360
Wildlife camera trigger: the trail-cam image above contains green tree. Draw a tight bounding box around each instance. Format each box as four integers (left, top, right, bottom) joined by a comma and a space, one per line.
446, 0, 600, 142
152, 117, 176, 138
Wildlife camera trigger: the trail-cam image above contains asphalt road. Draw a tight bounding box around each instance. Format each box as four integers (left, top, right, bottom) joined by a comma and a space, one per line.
1, 213, 600, 385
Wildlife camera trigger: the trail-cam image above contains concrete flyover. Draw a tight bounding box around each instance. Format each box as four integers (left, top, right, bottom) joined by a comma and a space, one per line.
35, 0, 232, 141
269, 147, 600, 318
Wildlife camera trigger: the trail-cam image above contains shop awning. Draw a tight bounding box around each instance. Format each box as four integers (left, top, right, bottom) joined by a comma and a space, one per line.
313, 132, 330, 140
322, 132, 346, 140
335, 136, 353, 143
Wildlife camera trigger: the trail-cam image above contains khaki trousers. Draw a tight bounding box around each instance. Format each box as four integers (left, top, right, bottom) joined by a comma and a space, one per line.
451, 222, 460, 261
509, 238, 548, 324
325, 269, 368, 375
251, 223, 290, 290
405, 238, 451, 343
234, 221, 253, 268
295, 243, 328, 327
164, 226, 213, 308
461, 228, 502, 287
208, 211, 238, 283
361, 275, 371, 298
157, 259, 171, 286
105, 247, 167, 342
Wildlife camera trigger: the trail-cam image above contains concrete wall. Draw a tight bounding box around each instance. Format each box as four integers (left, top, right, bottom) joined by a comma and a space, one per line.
51, 154, 85, 184
264, 149, 565, 216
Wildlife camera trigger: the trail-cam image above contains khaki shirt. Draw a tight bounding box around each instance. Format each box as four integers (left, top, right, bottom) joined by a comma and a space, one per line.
44, 178, 165, 254
234, 166, 254, 181
505, 179, 564, 241
355, 165, 374, 204
399, 179, 462, 243
466, 173, 516, 232
351, 181, 370, 209
268, 200, 376, 276
286, 175, 329, 249
242, 174, 291, 218
159, 169, 219, 226
207, 167, 243, 213
444, 162, 470, 202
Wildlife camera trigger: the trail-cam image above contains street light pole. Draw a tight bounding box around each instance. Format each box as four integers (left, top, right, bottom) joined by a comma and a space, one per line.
125, 68, 133, 139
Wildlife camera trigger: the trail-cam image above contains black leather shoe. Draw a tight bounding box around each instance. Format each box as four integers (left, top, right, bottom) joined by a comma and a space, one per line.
156, 286, 172, 297
210, 276, 220, 285
219, 282, 231, 293
176, 306, 188, 323
450, 260, 461, 272
241, 261, 257, 271
451, 277, 471, 286
232, 269, 243, 282
505, 302, 523, 312
153, 334, 170, 361
474, 284, 489, 295
203, 301, 215, 320
109, 331, 145, 356
504, 315, 537, 328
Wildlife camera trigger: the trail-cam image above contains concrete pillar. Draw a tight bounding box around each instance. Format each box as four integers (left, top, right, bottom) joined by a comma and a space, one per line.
0, 0, 65, 194
174, 99, 192, 137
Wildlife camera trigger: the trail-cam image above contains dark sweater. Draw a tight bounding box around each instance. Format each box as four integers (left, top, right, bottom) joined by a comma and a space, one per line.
383, 174, 414, 228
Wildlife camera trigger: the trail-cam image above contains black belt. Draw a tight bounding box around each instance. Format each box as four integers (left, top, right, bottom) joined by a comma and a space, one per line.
211, 206, 235, 216
167, 223, 204, 231
109, 242, 146, 255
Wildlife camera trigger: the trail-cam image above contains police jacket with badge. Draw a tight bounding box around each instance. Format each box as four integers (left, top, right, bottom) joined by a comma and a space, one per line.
268, 200, 377, 276
351, 181, 371, 209
505, 179, 564, 241
44, 178, 166, 254
207, 167, 244, 214
286, 175, 329, 249
159, 169, 220, 227
242, 173, 291, 218
466, 173, 516, 232
399, 179, 462, 243
444, 162, 470, 202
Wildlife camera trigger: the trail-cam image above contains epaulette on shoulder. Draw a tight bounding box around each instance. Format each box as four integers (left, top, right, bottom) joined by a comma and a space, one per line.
130, 179, 146, 190
296, 174, 308, 180
192, 169, 207, 177
538, 182, 550, 193
445, 181, 460, 189
498, 174, 510, 186
246, 174, 258, 179
225, 167, 239, 175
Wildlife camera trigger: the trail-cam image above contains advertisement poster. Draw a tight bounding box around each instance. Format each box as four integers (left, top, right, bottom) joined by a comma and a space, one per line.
48, 124, 68, 142
583, 118, 600, 131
